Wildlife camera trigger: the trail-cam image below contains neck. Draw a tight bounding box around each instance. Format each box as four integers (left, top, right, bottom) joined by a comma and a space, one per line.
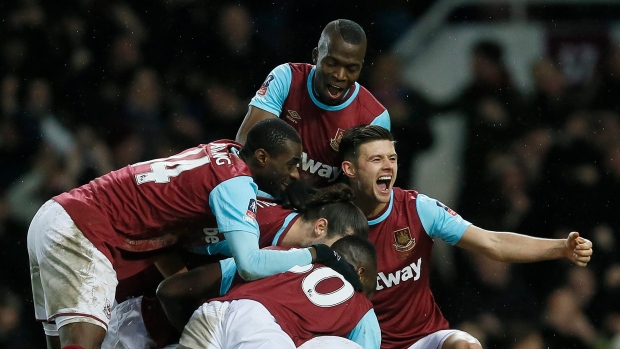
351, 190, 386, 218
280, 217, 312, 247
355, 200, 387, 219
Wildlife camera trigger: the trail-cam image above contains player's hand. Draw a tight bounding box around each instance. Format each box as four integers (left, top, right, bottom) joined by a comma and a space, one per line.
565, 232, 593, 267
311, 244, 363, 292
281, 180, 316, 211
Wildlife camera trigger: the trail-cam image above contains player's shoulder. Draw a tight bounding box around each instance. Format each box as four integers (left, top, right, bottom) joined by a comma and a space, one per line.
205, 140, 252, 178
355, 83, 387, 111
287, 62, 313, 74
392, 187, 419, 202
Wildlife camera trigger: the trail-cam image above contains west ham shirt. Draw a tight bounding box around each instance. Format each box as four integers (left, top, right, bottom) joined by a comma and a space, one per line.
250, 63, 390, 188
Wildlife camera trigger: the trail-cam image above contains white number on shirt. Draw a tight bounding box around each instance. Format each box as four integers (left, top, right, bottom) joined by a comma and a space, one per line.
289, 265, 355, 307
133, 148, 211, 185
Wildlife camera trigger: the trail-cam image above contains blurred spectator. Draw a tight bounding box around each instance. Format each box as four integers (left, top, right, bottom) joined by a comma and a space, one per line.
441, 40, 527, 218
583, 44, 620, 113
120, 67, 165, 160
366, 52, 434, 188
526, 57, 582, 130
0, 286, 37, 348
540, 287, 597, 348
200, 3, 286, 141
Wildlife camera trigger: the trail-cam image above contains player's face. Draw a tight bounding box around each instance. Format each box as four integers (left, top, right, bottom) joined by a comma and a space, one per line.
312, 34, 365, 106
262, 140, 302, 198
349, 140, 397, 204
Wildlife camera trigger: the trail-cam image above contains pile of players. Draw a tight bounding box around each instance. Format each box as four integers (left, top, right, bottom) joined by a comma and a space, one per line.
28, 19, 593, 349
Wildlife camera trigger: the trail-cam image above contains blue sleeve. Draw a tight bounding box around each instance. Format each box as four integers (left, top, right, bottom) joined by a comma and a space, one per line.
416, 194, 471, 246
209, 176, 260, 235
219, 258, 237, 295
370, 110, 391, 131
224, 230, 312, 281
210, 176, 310, 279
347, 309, 381, 349
248, 63, 292, 116
192, 241, 232, 257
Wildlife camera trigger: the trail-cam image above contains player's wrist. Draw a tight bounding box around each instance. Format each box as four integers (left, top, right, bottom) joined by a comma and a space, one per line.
308, 246, 318, 263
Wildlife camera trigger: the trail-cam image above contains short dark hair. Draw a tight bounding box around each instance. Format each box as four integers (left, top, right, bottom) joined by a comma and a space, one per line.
331, 235, 377, 270
241, 118, 301, 158
338, 125, 393, 163
301, 183, 368, 239
319, 19, 366, 50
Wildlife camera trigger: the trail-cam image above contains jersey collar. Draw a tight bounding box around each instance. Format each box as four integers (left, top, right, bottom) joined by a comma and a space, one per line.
368, 190, 394, 226
308, 66, 360, 111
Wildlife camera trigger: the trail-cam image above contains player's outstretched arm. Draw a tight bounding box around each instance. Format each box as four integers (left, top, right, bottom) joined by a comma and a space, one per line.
157, 263, 223, 332
225, 230, 313, 280
236, 106, 277, 144
154, 251, 188, 278
456, 225, 593, 266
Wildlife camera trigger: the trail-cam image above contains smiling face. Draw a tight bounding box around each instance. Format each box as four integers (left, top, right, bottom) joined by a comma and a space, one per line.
343, 140, 397, 216
312, 32, 366, 106
255, 140, 302, 198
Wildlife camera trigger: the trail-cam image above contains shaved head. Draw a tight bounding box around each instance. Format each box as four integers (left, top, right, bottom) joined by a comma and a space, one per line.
318, 19, 367, 54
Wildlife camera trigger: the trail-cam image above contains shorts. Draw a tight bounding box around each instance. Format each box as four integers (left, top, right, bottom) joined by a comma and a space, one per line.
178, 299, 296, 349
297, 336, 364, 349
28, 199, 118, 334
408, 329, 466, 349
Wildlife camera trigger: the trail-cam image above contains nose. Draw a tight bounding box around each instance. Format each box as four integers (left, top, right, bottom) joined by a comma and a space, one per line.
290, 166, 300, 180
333, 67, 346, 81
382, 158, 395, 170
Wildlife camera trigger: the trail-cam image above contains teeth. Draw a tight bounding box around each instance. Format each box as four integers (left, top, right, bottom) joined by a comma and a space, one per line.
378, 176, 392, 180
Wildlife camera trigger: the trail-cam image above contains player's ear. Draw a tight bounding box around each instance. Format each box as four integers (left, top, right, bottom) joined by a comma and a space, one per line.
312, 48, 318, 65
255, 149, 269, 167
356, 266, 365, 278
313, 218, 328, 237
342, 161, 356, 178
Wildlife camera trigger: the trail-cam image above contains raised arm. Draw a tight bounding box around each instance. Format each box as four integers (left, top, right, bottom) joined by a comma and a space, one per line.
456, 226, 593, 266
235, 106, 277, 144
237, 63, 292, 144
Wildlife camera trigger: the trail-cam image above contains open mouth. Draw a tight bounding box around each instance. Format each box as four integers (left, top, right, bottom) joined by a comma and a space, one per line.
376, 175, 392, 193
326, 84, 344, 99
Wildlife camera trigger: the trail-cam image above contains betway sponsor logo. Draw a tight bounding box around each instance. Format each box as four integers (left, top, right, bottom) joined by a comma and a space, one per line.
299, 152, 341, 182
376, 258, 421, 290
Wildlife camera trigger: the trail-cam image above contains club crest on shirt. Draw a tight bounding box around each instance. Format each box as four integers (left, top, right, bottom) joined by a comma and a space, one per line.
435, 200, 458, 216
329, 128, 346, 151
103, 298, 112, 319
245, 198, 257, 222
393, 227, 416, 252
286, 110, 301, 123
257, 74, 275, 96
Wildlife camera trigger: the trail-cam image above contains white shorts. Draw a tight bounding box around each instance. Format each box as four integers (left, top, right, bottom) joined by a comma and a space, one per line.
28, 199, 118, 334
102, 296, 155, 349
408, 329, 464, 349
178, 299, 296, 349
297, 336, 363, 349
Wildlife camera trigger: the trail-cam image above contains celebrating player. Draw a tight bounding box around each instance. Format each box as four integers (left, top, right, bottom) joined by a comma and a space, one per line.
176, 236, 380, 349
236, 19, 390, 189
27, 118, 361, 349
103, 183, 369, 349
338, 125, 593, 349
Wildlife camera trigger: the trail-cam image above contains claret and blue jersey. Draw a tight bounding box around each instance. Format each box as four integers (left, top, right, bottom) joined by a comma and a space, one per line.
250, 63, 390, 188
367, 187, 471, 348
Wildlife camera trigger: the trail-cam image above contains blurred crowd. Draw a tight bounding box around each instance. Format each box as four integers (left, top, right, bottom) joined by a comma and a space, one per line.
0, 0, 618, 348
